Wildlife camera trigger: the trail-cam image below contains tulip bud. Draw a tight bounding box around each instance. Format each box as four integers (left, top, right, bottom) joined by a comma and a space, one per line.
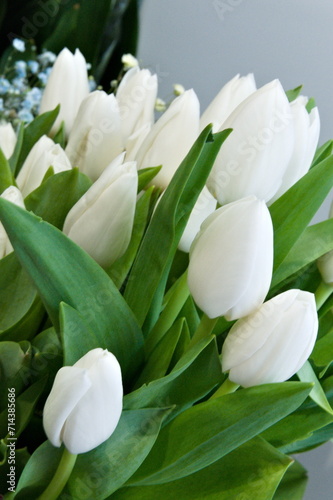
0, 186, 25, 258
39, 48, 90, 137
135, 89, 200, 189
178, 186, 217, 253
222, 290, 318, 387
207, 80, 294, 205
270, 96, 320, 202
43, 348, 123, 454
16, 136, 72, 198
116, 67, 158, 143
317, 200, 333, 284
200, 73, 256, 132
0, 122, 17, 158
63, 153, 138, 268
65, 90, 123, 181
187, 196, 273, 320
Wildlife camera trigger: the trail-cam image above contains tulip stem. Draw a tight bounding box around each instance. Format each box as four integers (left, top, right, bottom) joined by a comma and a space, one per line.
315, 281, 333, 310
38, 448, 77, 500
210, 377, 240, 399
188, 314, 218, 348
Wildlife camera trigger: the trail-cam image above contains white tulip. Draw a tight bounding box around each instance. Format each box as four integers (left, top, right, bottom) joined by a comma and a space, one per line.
207, 79, 294, 205
0, 186, 25, 258
65, 90, 123, 181
135, 89, 200, 189
178, 186, 217, 253
317, 200, 333, 284
43, 348, 123, 455
116, 67, 157, 143
16, 136, 72, 198
187, 196, 273, 320
271, 97, 320, 202
39, 48, 90, 137
222, 289, 318, 387
63, 153, 138, 268
200, 73, 256, 132
0, 122, 17, 158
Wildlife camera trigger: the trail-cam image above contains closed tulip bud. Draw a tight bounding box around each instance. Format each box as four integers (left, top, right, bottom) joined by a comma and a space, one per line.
222, 290, 318, 387
66, 90, 123, 181
187, 196, 273, 320
135, 89, 200, 189
200, 73, 256, 132
178, 186, 217, 253
207, 80, 294, 205
116, 67, 158, 143
0, 186, 25, 258
317, 200, 333, 284
270, 97, 320, 202
0, 122, 17, 158
43, 348, 123, 454
39, 48, 90, 137
63, 153, 137, 268
16, 136, 72, 198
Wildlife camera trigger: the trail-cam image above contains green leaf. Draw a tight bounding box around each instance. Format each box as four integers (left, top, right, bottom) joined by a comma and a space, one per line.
0, 446, 30, 495
297, 361, 333, 415
24, 168, 92, 229
312, 140, 333, 167
67, 407, 171, 498
124, 336, 223, 420
285, 85, 303, 102
271, 218, 333, 288
270, 154, 333, 272
273, 460, 308, 500
111, 437, 291, 500
137, 166, 162, 192
128, 382, 312, 485
15, 106, 60, 175
0, 341, 33, 410
0, 147, 14, 192
9, 122, 24, 174
124, 126, 231, 327
0, 200, 144, 384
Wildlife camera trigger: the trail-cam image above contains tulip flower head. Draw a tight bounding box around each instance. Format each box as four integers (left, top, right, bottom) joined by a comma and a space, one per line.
0, 122, 17, 159
43, 348, 123, 455
222, 290, 318, 387
187, 196, 273, 320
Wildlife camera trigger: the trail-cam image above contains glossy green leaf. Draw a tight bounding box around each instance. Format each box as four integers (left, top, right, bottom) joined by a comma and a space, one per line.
25, 168, 92, 229
0, 341, 33, 410
0, 200, 144, 383
298, 361, 333, 415
273, 460, 308, 500
125, 127, 231, 327
124, 336, 222, 420
270, 154, 333, 272
128, 382, 312, 485
137, 166, 162, 192
285, 85, 303, 102
312, 139, 333, 167
67, 408, 171, 498
112, 437, 291, 500
0, 147, 14, 192
0, 446, 30, 495
9, 122, 24, 174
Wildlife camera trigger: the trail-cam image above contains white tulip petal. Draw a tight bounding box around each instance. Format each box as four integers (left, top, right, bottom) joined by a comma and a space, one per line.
0, 122, 17, 159
0, 186, 25, 257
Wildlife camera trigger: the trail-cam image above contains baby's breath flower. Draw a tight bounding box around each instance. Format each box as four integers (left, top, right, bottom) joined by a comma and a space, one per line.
12, 38, 25, 53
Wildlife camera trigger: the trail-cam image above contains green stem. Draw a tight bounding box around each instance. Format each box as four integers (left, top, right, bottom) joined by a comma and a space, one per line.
315, 281, 333, 310
145, 270, 190, 355
38, 448, 77, 500
188, 313, 218, 349
210, 377, 240, 399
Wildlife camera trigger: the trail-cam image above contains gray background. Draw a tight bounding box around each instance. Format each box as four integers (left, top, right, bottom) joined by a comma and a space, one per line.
137, 1, 333, 497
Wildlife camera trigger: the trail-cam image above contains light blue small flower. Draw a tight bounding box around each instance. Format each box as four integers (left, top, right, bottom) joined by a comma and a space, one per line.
27, 60, 39, 74
15, 61, 27, 78
0, 98, 3, 111
18, 109, 34, 122
38, 51, 56, 66
12, 38, 25, 53
27, 87, 42, 104
12, 77, 26, 92
38, 72, 48, 85
0, 78, 11, 95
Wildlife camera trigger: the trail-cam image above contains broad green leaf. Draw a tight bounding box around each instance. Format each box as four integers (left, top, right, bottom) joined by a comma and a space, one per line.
298, 361, 333, 415
9, 122, 24, 174
0, 147, 14, 192
15, 106, 60, 175
137, 166, 162, 192
0, 447, 30, 495
53, 121, 66, 148
269, 154, 333, 272
124, 336, 222, 420
311, 328, 333, 370
134, 318, 186, 389
0, 200, 144, 383
273, 460, 308, 500
128, 382, 312, 485
67, 408, 171, 499
125, 127, 231, 327
112, 437, 291, 500
24, 168, 92, 229
0, 341, 33, 410
312, 140, 333, 167
271, 218, 333, 288
285, 85, 303, 102
107, 187, 153, 288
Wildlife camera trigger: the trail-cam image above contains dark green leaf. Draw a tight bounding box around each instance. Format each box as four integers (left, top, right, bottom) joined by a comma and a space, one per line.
312, 140, 333, 167
137, 166, 162, 192
0, 148, 14, 192
273, 460, 308, 500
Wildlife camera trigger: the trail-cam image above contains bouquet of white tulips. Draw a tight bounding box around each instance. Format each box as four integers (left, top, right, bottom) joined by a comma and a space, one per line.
1, 41, 333, 500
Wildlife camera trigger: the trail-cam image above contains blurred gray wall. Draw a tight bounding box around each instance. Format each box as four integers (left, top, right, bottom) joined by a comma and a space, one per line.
137, 1, 333, 498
